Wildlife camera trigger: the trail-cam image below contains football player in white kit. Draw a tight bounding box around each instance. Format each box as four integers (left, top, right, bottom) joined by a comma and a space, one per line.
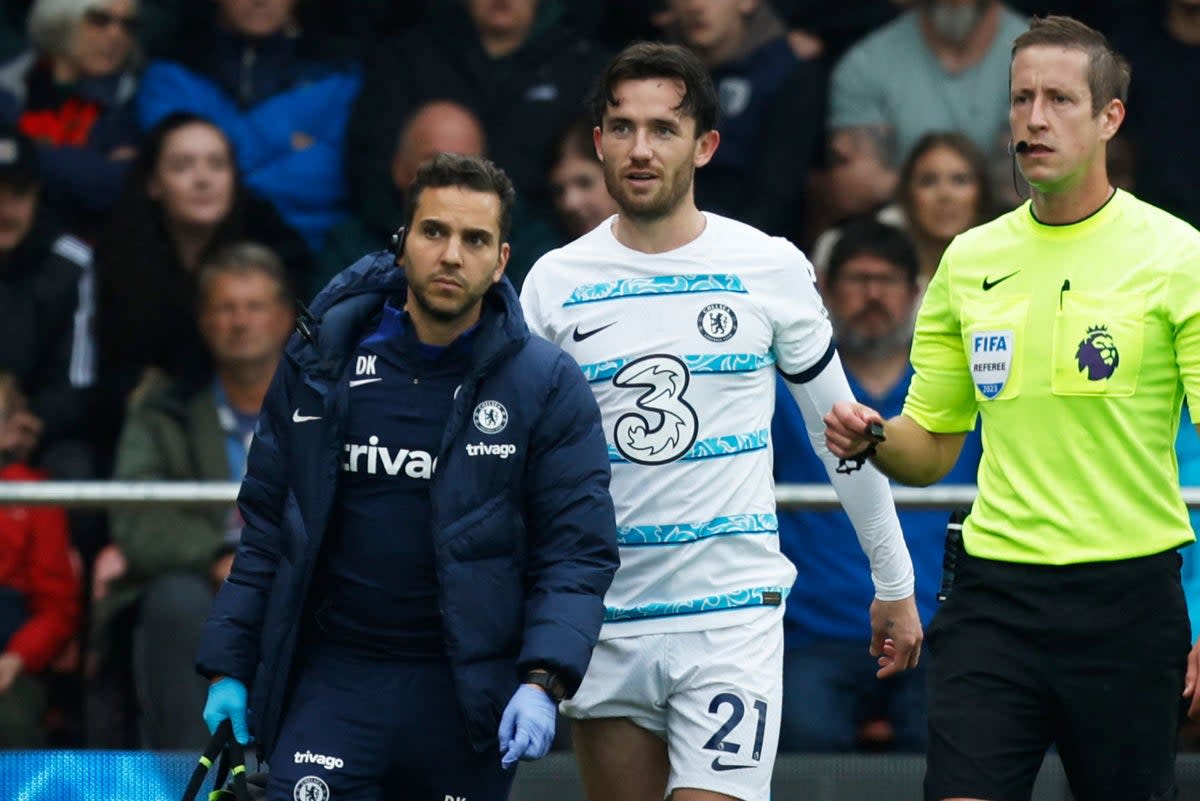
519, 42, 922, 801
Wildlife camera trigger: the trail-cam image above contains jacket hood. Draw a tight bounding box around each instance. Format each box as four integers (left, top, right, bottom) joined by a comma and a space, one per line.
291, 250, 528, 380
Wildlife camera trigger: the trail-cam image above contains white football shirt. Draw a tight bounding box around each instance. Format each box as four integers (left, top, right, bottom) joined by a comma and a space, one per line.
521, 213, 833, 637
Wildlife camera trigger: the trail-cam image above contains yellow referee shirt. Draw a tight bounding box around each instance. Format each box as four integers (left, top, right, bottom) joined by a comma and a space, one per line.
904, 190, 1200, 564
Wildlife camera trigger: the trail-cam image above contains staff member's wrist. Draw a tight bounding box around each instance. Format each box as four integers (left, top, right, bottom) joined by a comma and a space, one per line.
522, 669, 566, 702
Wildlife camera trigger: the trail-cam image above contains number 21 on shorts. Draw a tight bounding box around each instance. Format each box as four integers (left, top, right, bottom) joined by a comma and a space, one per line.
704, 692, 768, 771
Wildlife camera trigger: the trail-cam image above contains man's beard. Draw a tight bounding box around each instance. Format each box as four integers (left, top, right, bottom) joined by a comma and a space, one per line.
408, 279, 487, 323
605, 161, 695, 223
833, 307, 915, 361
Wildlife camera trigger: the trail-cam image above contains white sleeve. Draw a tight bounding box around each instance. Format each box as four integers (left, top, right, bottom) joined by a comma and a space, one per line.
761, 242, 835, 376
782, 351, 915, 601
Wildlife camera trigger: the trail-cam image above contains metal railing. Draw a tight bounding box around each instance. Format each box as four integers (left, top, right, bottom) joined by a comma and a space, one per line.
3, 481, 1200, 509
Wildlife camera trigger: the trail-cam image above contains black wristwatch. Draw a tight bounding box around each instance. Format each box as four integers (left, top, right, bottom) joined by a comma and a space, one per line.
523, 670, 567, 702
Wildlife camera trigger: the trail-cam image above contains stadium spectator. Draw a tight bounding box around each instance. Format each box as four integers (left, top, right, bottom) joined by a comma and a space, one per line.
826, 0, 1027, 219
546, 116, 617, 241
320, 99, 555, 296
136, 0, 361, 251
316, 100, 488, 297
0, 373, 80, 749
668, 0, 826, 243
0, 126, 96, 504
826, 16, 1200, 801
92, 112, 310, 468
776, 219, 982, 754
1111, 0, 1200, 230
812, 131, 995, 281
0, 0, 141, 238
198, 154, 618, 798
97, 243, 292, 751
345, 0, 609, 243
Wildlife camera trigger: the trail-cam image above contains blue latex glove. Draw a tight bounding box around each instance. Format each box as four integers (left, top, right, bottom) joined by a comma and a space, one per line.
203, 677, 250, 745
498, 684, 557, 769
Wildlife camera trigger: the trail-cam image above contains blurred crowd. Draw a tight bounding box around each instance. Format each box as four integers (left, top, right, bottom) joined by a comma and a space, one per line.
0, 0, 1197, 755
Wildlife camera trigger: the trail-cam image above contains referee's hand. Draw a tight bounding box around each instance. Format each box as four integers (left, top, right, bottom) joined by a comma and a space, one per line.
824, 400, 885, 459
869, 596, 923, 679
1183, 636, 1200, 719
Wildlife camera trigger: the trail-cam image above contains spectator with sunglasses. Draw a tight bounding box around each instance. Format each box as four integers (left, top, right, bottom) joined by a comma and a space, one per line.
0, 0, 142, 239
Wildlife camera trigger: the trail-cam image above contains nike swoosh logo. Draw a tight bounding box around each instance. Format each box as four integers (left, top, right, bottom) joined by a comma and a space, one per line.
349, 378, 382, 387
982, 270, 1020, 291
292, 409, 321, 423
572, 322, 616, 342
710, 758, 755, 772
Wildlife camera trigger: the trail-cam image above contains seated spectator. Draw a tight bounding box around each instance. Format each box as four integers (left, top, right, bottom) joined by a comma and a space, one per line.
136, 0, 361, 251
315, 100, 487, 298
774, 219, 982, 753
0, 373, 80, 748
669, 0, 826, 242
0, 0, 141, 237
93, 112, 311, 466
826, 0, 1027, 219
546, 115, 617, 241
346, 0, 608, 239
812, 130, 995, 283
0, 127, 96, 495
1112, 0, 1200, 230
97, 242, 293, 750
320, 98, 555, 295
897, 131, 995, 280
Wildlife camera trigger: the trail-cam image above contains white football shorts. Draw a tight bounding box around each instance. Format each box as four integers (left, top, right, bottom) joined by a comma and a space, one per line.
561, 609, 783, 800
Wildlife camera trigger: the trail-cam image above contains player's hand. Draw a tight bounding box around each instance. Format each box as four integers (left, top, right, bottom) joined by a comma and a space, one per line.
869, 596, 923, 679
203, 676, 250, 745
1183, 636, 1200, 720
824, 401, 885, 460
498, 684, 557, 769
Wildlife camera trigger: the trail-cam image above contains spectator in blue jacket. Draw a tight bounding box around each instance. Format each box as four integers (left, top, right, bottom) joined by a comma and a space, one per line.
135, 0, 360, 251
775, 219, 982, 753
0, 0, 142, 237
198, 153, 618, 800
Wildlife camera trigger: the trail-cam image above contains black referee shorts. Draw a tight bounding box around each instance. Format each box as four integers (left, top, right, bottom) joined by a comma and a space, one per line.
925, 547, 1190, 801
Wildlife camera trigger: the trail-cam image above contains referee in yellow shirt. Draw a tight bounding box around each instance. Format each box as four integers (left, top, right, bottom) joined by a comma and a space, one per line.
826, 15, 1200, 801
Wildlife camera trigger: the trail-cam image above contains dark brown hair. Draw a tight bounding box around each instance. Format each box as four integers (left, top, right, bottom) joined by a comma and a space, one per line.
1012, 15, 1131, 115
404, 153, 516, 242
589, 42, 718, 135
898, 131, 995, 227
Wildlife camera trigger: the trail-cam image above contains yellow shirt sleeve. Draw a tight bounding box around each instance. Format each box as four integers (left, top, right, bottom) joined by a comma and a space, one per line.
1166, 233, 1200, 410
903, 250, 978, 433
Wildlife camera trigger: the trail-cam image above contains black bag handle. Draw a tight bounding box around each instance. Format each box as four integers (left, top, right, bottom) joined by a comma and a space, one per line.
181, 719, 251, 801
